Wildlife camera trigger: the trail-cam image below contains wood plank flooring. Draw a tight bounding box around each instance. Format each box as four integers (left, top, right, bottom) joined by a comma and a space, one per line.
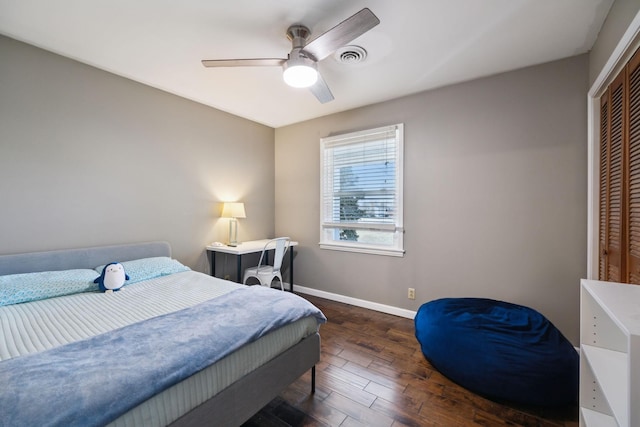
244, 295, 579, 427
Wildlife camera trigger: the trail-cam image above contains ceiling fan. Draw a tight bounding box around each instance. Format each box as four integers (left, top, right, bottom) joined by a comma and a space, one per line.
201, 8, 380, 104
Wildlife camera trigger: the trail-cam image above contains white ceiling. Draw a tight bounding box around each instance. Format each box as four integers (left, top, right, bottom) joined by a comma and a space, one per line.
0, 0, 613, 128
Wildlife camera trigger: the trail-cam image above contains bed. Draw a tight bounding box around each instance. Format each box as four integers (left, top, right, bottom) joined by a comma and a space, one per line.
0, 241, 325, 427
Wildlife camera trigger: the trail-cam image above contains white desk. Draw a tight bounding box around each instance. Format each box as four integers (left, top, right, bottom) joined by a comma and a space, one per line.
206, 239, 298, 292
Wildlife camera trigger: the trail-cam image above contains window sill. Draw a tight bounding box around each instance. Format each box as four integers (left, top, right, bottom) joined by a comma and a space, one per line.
319, 242, 405, 257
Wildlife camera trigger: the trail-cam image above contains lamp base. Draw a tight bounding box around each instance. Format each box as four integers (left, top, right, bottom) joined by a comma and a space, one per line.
228, 219, 240, 247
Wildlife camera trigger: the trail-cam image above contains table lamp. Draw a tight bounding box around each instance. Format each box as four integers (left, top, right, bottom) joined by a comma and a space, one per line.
221, 202, 246, 247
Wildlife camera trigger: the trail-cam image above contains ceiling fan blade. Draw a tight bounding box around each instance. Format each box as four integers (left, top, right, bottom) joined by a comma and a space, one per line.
309, 73, 334, 104
201, 58, 285, 67
303, 8, 380, 61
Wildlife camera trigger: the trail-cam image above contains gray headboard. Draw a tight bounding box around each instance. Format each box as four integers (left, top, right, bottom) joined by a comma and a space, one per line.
0, 241, 171, 276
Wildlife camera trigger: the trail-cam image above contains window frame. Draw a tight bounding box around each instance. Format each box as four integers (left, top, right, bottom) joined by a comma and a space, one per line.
319, 123, 404, 257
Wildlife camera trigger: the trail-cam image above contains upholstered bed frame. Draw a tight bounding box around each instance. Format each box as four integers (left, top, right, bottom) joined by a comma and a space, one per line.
0, 241, 320, 426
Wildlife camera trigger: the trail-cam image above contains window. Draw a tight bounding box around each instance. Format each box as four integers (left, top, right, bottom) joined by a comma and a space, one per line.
320, 123, 404, 256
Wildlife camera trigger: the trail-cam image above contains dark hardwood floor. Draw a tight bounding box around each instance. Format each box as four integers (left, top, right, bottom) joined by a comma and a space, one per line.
244, 295, 579, 427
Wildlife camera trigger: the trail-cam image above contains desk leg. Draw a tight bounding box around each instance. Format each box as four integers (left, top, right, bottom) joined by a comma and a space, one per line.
236, 255, 242, 284
289, 248, 294, 293
210, 252, 216, 277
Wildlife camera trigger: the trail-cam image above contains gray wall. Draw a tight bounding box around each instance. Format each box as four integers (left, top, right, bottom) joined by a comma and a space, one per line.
0, 35, 275, 271
275, 55, 588, 344
589, 0, 640, 86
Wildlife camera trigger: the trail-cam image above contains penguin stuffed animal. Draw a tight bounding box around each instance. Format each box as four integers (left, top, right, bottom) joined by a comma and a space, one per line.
94, 262, 129, 293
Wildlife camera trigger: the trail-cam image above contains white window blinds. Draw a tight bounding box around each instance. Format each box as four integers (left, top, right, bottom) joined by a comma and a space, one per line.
320, 123, 404, 256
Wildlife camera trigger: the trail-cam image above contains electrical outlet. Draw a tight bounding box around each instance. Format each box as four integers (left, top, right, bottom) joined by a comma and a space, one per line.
408, 288, 416, 300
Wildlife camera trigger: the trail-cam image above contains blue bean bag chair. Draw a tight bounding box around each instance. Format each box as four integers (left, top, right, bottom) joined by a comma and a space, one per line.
414, 298, 578, 407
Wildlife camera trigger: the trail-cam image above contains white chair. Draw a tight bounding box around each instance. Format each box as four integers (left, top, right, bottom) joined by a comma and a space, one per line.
242, 237, 291, 290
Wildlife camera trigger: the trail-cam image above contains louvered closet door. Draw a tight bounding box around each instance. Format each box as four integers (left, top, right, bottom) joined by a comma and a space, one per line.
604, 74, 626, 282
627, 50, 640, 283
599, 94, 610, 280
598, 46, 640, 285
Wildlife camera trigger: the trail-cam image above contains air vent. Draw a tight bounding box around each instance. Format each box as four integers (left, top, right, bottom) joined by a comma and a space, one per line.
334, 45, 367, 64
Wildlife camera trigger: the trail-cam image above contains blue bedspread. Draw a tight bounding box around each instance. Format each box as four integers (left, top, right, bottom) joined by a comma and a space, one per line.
0, 286, 326, 427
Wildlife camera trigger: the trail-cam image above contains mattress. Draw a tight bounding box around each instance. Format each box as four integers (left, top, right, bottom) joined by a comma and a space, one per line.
0, 271, 320, 426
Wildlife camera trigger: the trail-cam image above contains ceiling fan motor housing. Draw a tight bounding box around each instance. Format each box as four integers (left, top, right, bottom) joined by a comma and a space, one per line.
287, 25, 312, 53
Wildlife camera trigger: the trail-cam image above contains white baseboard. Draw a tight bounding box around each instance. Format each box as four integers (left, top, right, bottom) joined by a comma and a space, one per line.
293, 284, 416, 320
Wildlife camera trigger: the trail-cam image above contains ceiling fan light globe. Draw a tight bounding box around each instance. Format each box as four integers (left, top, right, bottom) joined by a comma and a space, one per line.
283, 56, 318, 88
283, 65, 318, 88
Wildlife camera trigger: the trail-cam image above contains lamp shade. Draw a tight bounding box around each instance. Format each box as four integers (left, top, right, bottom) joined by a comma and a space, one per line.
221, 202, 246, 219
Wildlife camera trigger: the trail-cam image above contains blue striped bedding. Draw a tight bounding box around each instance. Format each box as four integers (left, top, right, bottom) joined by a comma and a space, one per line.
0, 271, 325, 426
